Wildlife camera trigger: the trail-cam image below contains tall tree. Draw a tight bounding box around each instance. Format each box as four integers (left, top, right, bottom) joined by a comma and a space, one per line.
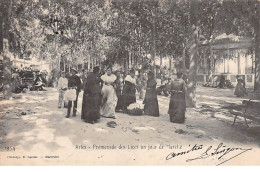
186, 0, 199, 108
251, 0, 260, 92
1, 0, 13, 99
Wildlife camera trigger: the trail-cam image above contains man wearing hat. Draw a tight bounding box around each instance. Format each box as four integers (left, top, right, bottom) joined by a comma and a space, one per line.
67, 68, 81, 118
58, 71, 68, 108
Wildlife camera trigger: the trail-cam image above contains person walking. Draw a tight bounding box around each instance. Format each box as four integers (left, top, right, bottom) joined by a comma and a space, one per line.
58, 71, 68, 108
81, 66, 102, 124
143, 71, 159, 117
100, 67, 118, 119
66, 68, 81, 118
168, 71, 187, 123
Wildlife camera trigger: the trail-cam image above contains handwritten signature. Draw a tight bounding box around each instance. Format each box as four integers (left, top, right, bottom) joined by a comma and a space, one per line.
166, 143, 252, 165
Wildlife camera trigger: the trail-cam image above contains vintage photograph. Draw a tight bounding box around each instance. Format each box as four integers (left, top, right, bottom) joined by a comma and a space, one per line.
0, 0, 260, 166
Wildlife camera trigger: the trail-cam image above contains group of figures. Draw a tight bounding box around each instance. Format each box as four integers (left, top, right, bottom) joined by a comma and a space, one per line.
58, 66, 187, 124
12, 68, 48, 93
203, 74, 248, 98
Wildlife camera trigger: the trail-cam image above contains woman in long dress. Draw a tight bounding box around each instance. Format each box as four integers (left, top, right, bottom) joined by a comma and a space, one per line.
81, 67, 102, 124
100, 67, 118, 119
168, 71, 187, 123
143, 71, 159, 117
122, 69, 136, 111
234, 75, 247, 97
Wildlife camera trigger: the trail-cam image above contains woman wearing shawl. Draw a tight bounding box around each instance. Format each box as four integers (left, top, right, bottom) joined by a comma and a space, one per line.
143, 71, 159, 117
122, 69, 137, 111
100, 67, 118, 119
81, 67, 102, 124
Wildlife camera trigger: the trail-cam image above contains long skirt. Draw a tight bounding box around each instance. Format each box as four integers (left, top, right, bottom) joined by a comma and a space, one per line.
81, 92, 101, 122
100, 85, 118, 118
168, 93, 186, 123
143, 92, 159, 117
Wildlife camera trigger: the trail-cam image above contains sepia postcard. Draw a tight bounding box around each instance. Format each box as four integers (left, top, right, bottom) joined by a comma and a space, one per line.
1, 0, 260, 166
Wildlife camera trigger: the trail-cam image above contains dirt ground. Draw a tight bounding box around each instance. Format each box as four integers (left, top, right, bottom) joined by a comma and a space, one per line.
0, 86, 260, 165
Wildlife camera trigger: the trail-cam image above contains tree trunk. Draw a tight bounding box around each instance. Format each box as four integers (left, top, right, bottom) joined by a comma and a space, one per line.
227, 45, 230, 73
203, 49, 207, 74
182, 46, 186, 73
87, 56, 90, 70
151, 12, 156, 79
187, 0, 199, 108
0, 12, 2, 53
53, 32, 60, 86
129, 50, 132, 69
160, 54, 162, 66
169, 56, 172, 71
238, 52, 241, 74
1, 0, 12, 99
254, 0, 260, 93
207, 44, 213, 81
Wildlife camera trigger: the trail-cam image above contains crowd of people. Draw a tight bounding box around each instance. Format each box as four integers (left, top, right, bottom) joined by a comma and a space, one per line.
57, 66, 187, 124
11, 67, 48, 93
11, 64, 248, 124
203, 74, 248, 97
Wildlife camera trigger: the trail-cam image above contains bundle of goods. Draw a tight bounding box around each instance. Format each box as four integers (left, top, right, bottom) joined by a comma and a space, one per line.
126, 103, 144, 116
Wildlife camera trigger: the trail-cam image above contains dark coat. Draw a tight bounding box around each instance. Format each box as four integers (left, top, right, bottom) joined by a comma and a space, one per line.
168, 78, 187, 123
143, 79, 159, 117
68, 74, 81, 92
122, 81, 136, 109
81, 72, 102, 122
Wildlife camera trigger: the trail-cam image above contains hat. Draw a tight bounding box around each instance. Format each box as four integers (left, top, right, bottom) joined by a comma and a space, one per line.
71, 68, 78, 73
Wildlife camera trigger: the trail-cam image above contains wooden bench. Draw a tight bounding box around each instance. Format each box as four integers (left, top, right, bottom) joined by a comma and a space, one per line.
230, 99, 260, 127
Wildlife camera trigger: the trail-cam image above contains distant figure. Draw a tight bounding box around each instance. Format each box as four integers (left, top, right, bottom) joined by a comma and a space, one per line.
100, 67, 118, 119
12, 72, 26, 93
115, 70, 124, 111
143, 71, 159, 117
217, 74, 226, 88
66, 68, 81, 118
122, 69, 136, 111
32, 73, 47, 91
225, 79, 234, 88
168, 71, 187, 123
157, 77, 171, 96
234, 75, 247, 97
57, 71, 68, 108
136, 70, 147, 100
81, 67, 102, 124
80, 69, 87, 89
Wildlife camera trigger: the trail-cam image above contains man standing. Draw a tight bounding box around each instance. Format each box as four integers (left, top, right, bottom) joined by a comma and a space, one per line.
58, 71, 68, 108
67, 68, 81, 118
